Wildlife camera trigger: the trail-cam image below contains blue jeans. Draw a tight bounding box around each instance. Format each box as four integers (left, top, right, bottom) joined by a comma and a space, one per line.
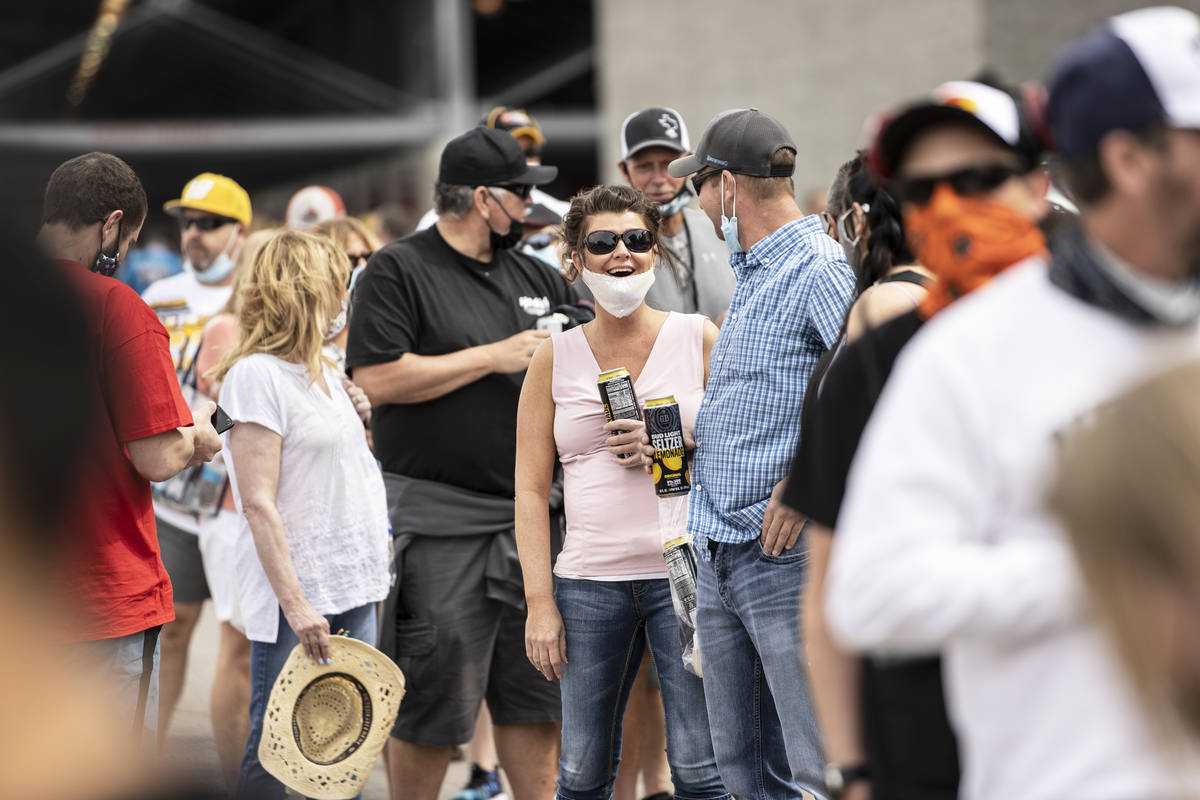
696, 540, 826, 800
73, 625, 162, 747
555, 577, 730, 800
235, 603, 378, 800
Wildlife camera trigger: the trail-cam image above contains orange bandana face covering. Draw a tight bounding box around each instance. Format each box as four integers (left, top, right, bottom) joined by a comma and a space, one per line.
904, 184, 1047, 319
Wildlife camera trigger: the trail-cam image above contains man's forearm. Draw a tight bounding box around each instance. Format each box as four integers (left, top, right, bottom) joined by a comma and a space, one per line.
127, 425, 198, 482
354, 346, 494, 405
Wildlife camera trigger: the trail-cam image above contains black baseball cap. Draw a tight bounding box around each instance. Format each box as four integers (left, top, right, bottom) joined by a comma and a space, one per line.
621, 107, 690, 159
668, 108, 796, 178
437, 127, 557, 186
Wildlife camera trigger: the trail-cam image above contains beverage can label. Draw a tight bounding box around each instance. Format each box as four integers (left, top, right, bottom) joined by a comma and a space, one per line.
645, 396, 690, 497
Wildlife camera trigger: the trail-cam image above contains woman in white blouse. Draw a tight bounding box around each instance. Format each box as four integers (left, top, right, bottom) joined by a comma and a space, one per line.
208, 229, 389, 800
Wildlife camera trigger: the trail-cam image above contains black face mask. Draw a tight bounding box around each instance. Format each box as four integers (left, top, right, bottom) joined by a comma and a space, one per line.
91, 216, 122, 277
486, 193, 524, 251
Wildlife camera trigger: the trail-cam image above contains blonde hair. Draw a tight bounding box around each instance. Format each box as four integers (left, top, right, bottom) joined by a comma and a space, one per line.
207, 229, 350, 385
219, 228, 276, 316
310, 216, 382, 254
1047, 360, 1200, 740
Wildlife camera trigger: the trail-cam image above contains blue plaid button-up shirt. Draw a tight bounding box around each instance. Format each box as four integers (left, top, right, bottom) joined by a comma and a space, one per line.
688, 215, 855, 550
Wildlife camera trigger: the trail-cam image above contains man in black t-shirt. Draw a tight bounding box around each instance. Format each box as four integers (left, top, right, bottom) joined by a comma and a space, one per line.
347, 127, 575, 800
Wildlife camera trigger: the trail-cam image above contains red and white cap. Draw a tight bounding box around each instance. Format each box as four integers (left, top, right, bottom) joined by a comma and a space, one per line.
285, 185, 346, 230
868, 79, 1043, 180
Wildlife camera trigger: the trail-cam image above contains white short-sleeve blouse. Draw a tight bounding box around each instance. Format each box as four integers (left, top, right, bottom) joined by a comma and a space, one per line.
220, 353, 390, 643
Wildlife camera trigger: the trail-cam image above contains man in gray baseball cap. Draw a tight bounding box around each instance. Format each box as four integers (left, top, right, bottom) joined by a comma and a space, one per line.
617, 106, 734, 321
666, 108, 855, 799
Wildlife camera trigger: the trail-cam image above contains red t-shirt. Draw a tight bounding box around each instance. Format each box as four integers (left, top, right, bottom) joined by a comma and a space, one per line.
61, 261, 193, 641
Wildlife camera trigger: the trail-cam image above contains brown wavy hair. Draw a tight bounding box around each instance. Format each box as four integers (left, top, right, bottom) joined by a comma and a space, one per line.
207, 229, 350, 385
557, 184, 661, 281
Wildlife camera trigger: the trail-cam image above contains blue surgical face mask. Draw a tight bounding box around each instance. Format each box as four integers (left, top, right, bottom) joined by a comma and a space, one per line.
658, 185, 692, 219
720, 173, 743, 254
184, 226, 239, 285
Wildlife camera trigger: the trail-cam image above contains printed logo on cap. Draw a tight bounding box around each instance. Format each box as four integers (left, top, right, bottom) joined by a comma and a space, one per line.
184, 178, 216, 200
933, 81, 1021, 146
658, 113, 680, 139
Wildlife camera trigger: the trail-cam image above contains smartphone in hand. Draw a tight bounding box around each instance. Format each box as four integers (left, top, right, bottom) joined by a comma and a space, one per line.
211, 404, 234, 434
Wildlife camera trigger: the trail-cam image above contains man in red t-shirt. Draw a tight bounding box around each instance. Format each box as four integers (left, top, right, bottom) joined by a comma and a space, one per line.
36, 152, 223, 742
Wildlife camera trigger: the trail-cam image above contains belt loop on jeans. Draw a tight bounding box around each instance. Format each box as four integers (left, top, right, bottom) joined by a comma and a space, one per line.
132, 625, 162, 744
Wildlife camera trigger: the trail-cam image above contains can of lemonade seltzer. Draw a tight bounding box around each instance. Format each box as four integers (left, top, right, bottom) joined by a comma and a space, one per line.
645, 395, 690, 497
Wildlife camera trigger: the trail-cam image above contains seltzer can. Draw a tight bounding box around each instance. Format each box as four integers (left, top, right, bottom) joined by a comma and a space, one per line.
645, 395, 690, 497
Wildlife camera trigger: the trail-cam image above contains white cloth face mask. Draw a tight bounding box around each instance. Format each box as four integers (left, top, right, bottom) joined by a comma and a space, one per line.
578, 267, 656, 318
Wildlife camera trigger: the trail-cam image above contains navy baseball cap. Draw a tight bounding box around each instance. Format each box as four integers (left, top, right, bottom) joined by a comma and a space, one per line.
668, 108, 796, 179
437, 127, 557, 186
1047, 6, 1200, 160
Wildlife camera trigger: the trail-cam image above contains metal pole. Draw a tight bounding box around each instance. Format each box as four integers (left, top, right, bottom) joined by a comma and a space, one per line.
433, 0, 475, 138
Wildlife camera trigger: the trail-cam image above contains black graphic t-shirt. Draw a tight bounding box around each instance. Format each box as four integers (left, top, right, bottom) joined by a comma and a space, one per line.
346, 225, 576, 497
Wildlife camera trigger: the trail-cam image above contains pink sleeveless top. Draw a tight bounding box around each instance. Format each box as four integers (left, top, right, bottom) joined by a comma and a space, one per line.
551, 312, 705, 579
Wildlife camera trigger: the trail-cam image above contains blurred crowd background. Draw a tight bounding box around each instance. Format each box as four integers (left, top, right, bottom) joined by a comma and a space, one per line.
2, 0, 1194, 246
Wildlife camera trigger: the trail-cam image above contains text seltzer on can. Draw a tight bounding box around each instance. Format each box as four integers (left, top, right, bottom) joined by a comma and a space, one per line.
645, 396, 690, 497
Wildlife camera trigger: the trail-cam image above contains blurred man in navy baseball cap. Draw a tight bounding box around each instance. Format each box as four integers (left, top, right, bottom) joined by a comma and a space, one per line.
827, 8, 1200, 800
1046, 4, 1200, 314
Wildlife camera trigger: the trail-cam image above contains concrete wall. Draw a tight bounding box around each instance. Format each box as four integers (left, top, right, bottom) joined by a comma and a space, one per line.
983, 0, 1200, 83
596, 0, 983, 199
596, 0, 1200, 203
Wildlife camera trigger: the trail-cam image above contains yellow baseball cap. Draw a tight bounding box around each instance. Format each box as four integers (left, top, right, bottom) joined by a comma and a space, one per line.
163, 172, 252, 226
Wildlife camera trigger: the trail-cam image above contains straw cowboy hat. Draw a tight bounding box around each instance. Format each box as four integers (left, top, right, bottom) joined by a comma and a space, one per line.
259, 637, 406, 799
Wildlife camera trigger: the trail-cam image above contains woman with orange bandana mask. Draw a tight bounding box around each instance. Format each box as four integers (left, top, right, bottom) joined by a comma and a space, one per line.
778, 78, 1049, 800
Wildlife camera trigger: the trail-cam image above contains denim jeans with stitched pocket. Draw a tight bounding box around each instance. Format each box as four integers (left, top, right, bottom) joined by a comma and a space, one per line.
554, 576, 730, 800
696, 539, 827, 800
235, 603, 377, 800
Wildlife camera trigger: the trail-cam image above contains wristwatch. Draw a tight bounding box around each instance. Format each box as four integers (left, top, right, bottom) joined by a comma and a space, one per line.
824, 762, 870, 798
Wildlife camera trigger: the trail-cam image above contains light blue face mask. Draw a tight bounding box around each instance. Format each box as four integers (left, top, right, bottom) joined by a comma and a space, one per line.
183, 226, 239, 285
720, 173, 743, 254
658, 186, 692, 219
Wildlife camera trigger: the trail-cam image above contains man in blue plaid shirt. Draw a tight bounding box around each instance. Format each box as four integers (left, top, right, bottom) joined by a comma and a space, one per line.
669, 109, 855, 800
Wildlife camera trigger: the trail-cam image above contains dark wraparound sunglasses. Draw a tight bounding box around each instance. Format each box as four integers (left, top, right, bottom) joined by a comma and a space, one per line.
177, 215, 236, 232
584, 228, 655, 255
489, 183, 533, 200
893, 164, 1024, 206
690, 169, 721, 196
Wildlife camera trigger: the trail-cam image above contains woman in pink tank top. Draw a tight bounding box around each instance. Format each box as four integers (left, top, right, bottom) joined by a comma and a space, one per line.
515, 185, 729, 800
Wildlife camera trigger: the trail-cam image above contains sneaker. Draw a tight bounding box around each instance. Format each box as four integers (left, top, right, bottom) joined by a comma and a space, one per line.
452, 763, 507, 800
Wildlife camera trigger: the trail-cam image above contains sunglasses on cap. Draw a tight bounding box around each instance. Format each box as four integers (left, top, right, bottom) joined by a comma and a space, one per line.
489, 183, 533, 201
691, 168, 721, 196
584, 228, 655, 255
177, 215, 236, 232
893, 163, 1024, 206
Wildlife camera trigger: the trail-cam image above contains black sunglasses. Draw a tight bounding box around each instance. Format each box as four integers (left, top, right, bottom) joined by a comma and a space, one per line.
584, 228, 655, 255
691, 169, 721, 196
177, 215, 235, 232
345, 251, 373, 267
893, 164, 1024, 206
489, 183, 533, 201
